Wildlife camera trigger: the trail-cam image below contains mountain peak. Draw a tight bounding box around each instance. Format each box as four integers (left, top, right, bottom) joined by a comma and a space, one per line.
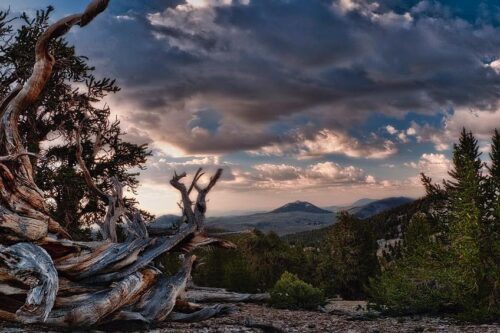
270, 201, 332, 214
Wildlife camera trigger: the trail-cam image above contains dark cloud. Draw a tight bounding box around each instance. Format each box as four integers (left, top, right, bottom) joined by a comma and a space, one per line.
66, 0, 500, 155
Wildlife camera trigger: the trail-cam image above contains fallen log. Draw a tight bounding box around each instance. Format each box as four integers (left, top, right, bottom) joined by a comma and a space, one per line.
186, 286, 270, 303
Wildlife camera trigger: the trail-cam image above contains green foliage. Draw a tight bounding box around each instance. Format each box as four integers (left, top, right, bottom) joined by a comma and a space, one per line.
192, 231, 319, 293
369, 213, 456, 315
319, 212, 379, 299
0, 8, 152, 238
369, 129, 499, 321
269, 271, 324, 310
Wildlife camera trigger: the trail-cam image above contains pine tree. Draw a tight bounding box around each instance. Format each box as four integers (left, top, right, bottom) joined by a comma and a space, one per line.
482, 130, 500, 311
368, 212, 454, 315
319, 212, 379, 298
445, 128, 484, 308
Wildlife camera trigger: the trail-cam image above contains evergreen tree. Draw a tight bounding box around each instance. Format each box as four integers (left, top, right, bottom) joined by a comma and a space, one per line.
369, 213, 454, 315
482, 130, 500, 311
444, 128, 484, 306
319, 212, 379, 299
489, 129, 500, 179
0, 8, 151, 237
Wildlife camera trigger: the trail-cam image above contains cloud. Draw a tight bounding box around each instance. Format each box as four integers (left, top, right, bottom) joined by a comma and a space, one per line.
62, 0, 500, 155
251, 129, 397, 159
332, 0, 414, 28
405, 153, 451, 181
444, 107, 500, 141
402, 106, 500, 153
139, 153, 379, 192
385, 125, 397, 135
385, 124, 410, 143
239, 161, 375, 190
407, 122, 451, 151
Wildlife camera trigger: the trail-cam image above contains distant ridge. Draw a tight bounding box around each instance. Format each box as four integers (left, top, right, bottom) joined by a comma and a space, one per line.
350, 197, 414, 219
270, 201, 332, 214
350, 198, 376, 207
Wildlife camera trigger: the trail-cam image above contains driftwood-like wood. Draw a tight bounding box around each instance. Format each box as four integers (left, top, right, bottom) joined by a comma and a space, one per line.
0, 0, 261, 328
186, 285, 270, 303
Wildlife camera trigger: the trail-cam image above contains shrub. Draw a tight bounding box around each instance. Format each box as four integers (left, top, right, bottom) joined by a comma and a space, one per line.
269, 271, 324, 310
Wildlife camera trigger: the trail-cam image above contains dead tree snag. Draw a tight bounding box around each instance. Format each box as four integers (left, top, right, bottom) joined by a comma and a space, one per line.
0, 0, 254, 328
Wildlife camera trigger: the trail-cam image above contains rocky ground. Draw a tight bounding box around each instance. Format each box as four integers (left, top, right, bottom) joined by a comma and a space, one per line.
1, 302, 498, 333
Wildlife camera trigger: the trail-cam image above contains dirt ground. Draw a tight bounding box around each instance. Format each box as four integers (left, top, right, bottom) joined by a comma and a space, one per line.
162, 303, 499, 333
1, 302, 498, 333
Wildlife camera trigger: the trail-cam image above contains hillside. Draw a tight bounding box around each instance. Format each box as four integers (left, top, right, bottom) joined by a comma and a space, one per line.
156, 197, 415, 237
206, 211, 335, 236
349, 197, 414, 219
271, 201, 332, 214
283, 197, 431, 245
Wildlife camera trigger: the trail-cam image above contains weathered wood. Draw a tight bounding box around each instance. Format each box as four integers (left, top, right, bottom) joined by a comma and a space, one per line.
45, 268, 158, 327
185, 286, 270, 303
0, 0, 246, 328
0, 243, 58, 323
129, 255, 196, 322
76, 125, 123, 242
169, 304, 236, 322
122, 212, 149, 241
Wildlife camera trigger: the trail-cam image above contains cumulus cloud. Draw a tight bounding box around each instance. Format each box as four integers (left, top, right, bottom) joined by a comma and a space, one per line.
444, 107, 500, 141
385, 124, 411, 143
62, 0, 500, 155
241, 161, 375, 190
385, 125, 397, 135
139, 153, 379, 192
405, 153, 451, 181
407, 122, 451, 151
251, 129, 397, 159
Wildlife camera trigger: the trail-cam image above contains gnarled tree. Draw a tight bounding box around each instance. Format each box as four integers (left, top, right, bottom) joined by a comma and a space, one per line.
0, 6, 151, 239
0, 0, 250, 328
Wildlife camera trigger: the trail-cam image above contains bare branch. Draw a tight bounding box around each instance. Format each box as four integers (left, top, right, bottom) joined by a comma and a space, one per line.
0, 151, 41, 162
74, 126, 107, 201
101, 176, 124, 242
170, 171, 196, 225
193, 168, 223, 230
187, 167, 204, 196
0, 243, 58, 323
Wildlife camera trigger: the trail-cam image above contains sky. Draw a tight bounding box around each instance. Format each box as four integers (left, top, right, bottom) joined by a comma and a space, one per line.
4, 0, 500, 215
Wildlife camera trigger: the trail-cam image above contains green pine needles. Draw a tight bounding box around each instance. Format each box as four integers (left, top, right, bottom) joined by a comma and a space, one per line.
369, 128, 499, 322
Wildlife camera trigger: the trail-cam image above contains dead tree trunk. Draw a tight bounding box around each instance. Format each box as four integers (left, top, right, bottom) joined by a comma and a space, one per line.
0, 0, 251, 328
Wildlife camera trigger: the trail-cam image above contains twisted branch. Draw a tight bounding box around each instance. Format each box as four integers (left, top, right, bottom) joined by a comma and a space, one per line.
170, 168, 223, 230
0, 0, 110, 180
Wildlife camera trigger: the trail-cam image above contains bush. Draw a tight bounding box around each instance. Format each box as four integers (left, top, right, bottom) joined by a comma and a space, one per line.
269, 271, 324, 310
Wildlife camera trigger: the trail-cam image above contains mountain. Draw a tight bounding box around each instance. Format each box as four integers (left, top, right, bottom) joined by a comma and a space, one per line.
206, 211, 335, 236
284, 197, 429, 245
349, 197, 414, 219
206, 201, 335, 236
156, 197, 414, 237
322, 205, 341, 212
351, 198, 377, 207
270, 201, 332, 214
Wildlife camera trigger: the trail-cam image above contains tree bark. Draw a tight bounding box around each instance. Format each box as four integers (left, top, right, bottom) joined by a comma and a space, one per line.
0, 0, 257, 328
